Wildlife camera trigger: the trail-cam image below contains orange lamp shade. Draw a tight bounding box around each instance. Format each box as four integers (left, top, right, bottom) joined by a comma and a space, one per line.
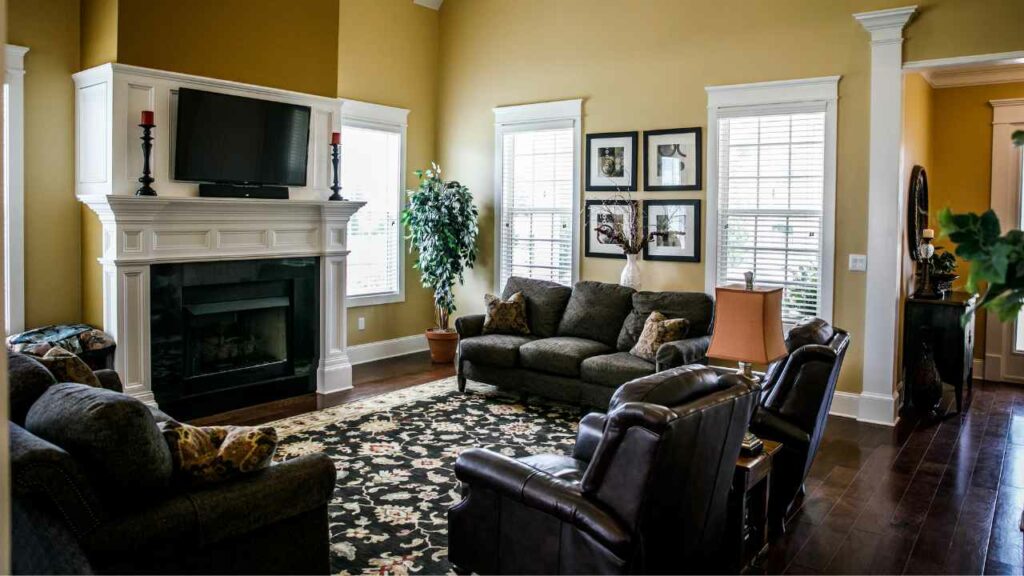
706, 284, 787, 365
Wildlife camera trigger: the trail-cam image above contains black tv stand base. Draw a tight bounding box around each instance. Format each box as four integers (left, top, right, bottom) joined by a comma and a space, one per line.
198, 183, 289, 200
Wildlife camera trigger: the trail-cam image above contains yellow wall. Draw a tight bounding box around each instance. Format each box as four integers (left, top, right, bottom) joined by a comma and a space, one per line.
80, 0, 116, 69
9, 0, 82, 328
436, 0, 1024, 395
338, 0, 440, 346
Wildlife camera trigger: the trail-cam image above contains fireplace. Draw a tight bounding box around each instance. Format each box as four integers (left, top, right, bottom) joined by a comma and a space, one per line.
150, 257, 319, 419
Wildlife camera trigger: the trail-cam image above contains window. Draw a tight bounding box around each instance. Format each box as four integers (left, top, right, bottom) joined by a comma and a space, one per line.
494, 99, 582, 289
4, 45, 28, 335
341, 100, 408, 307
706, 77, 838, 324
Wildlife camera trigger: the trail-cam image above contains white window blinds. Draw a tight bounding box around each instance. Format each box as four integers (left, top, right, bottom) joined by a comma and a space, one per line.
715, 106, 827, 323
499, 125, 576, 288
343, 124, 402, 300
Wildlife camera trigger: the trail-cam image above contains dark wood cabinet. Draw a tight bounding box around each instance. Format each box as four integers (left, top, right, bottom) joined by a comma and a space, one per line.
902, 292, 977, 413
727, 440, 782, 573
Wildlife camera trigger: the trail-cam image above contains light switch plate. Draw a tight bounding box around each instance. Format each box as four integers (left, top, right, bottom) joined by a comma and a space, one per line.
358, 317, 366, 330
849, 254, 867, 272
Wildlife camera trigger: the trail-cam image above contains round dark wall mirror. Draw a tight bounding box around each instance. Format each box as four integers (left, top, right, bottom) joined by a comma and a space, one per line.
908, 165, 929, 262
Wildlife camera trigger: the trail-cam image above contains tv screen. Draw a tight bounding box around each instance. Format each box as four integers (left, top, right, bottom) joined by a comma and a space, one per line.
174, 88, 311, 187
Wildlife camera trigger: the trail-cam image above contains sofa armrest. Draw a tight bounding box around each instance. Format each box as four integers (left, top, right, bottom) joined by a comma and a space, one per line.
455, 314, 486, 339
453, 448, 629, 554
84, 453, 336, 555
572, 412, 607, 463
94, 369, 123, 393
10, 422, 105, 538
655, 335, 712, 371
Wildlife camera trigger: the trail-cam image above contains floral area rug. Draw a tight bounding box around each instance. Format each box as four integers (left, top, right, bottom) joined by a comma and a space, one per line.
272, 377, 586, 575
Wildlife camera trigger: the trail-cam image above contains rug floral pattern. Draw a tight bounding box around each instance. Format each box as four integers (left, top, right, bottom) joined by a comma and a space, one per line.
273, 378, 585, 575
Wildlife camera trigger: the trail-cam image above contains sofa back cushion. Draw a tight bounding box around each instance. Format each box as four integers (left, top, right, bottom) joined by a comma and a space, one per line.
557, 281, 636, 347
25, 383, 173, 505
616, 291, 714, 351
8, 352, 58, 426
502, 276, 573, 338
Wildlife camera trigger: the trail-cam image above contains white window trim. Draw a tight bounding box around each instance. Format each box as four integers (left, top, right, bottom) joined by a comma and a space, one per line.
340, 98, 409, 308
705, 75, 840, 324
5, 45, 28, 335
493, 98, 583, 290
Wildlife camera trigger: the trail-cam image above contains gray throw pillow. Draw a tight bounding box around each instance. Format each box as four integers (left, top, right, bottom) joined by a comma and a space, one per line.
617, 291, 714, 351
502, 276, 573, 338
25, 383, 173, 504
556, 281, 636, 348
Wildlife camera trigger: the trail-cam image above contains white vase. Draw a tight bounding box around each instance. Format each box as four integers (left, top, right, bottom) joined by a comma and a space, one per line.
620, 253, 643, 290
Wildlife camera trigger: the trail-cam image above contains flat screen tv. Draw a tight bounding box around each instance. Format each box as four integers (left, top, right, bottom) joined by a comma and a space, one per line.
174, 88, 311, 187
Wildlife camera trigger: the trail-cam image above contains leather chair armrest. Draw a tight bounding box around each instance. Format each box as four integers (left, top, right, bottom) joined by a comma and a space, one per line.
655, 335, 712, 371
454, 448, 629, 553
10, 422, 105, 538
93, 369, 123, 393
455, 314, 486, 339
749, 408, 811, 452
572, 412, 607, 463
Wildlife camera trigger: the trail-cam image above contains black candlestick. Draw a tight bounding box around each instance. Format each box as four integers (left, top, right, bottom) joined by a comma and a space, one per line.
136, 123, 157, 196
329, 142, 344, 201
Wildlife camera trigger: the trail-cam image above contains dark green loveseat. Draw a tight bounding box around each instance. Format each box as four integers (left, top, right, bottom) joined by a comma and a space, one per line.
455, 277, 714, 407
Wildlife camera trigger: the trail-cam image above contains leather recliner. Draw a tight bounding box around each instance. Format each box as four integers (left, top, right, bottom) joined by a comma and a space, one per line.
448, 365, 758, 574
748, 318, 850, 532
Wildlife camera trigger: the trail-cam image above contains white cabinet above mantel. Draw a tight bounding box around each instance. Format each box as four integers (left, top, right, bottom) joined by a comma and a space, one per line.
72, 63, 342, 200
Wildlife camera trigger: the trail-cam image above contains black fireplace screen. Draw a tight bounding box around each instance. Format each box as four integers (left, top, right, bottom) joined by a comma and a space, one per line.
186, 297, 289, 377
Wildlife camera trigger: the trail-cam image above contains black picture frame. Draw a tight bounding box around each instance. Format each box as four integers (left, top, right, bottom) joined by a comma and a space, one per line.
586, 131, 638, 191
643, 127, 702, 191
642, 199, 701, 262
584, 199, 637, 259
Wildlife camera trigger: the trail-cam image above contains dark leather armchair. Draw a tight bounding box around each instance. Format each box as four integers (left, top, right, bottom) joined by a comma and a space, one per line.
748, 318, 850, 531
448, 365, 758, 574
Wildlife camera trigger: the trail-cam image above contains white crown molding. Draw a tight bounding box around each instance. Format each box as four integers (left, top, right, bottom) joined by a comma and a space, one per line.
991, 98, 1024, 125
854, 6, 917, 43
904, 50, 1024, 72
705, 75, 840, 109
920, 64, 1024, 89
340, 98, 409, 128
413, 0, 443, 10
5, 44, 28, 72
493, 98, 582, 125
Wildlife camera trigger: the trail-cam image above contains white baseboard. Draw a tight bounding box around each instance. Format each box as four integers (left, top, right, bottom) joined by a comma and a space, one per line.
829, 390, 899, 427
347, 334, 428, 365
973, 358, 985, 380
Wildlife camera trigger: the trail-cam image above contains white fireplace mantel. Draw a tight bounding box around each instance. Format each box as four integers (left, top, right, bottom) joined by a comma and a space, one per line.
79, 194, 365, 405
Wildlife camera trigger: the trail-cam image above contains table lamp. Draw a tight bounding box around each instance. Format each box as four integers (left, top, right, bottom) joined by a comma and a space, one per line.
706, 273, 787, 380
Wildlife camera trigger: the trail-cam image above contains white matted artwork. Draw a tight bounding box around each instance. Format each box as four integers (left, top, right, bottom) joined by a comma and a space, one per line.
586, 132, 638, 191
643, 127, 702, 191
642, 199, 700, 262
585, 199, 636, 259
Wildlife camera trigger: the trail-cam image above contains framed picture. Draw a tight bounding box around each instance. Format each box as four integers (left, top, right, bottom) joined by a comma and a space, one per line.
586, 132, 638, 191
585, 199, 637, 259
642, 199, 701, 262
643, 127, 702, 191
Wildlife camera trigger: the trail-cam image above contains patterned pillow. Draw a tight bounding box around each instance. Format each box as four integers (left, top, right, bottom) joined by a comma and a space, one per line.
160, 420, 278, 485
36, 346, 101, 388
629, 311, 690, 361
483, 292, 530, 335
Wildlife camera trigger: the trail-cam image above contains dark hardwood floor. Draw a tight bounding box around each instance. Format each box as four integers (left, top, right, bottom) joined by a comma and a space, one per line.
192, 354, 1024, 574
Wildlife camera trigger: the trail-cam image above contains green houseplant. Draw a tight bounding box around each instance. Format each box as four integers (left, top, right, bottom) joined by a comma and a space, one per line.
402, 163, 479, 363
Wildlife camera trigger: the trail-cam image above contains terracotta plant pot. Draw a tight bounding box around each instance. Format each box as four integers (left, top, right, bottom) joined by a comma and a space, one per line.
426, 329, 459, 363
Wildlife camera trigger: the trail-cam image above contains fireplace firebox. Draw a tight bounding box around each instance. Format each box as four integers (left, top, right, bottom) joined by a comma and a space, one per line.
150, 257, 319, 419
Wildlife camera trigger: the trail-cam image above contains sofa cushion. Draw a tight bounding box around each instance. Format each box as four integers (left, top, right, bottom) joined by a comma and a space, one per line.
25, 383, 173, 504
617, 291, 714, 351
557, 281, 636, 347
460, 334, 536, 368
581, 352, 656, 389
8, 351, 58, 425
36, 346, 102, 388
160, 421, 278, 485
629, 312, 690, 361
503, 276, 573, 338
520, 337, 612, 377
483, 292, 531, 335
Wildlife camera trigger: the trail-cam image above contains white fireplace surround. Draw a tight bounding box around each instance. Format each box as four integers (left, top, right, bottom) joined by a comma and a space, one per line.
74, 64, 367, 406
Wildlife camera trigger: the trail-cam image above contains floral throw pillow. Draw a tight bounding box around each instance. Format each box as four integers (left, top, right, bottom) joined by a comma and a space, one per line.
483, 291, 531, 335
36, 346, 101, 388
630, 311, 690, 362
160, 420, 278, 485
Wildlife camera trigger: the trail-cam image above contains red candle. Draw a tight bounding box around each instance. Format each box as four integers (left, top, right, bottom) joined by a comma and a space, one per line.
331, 131, 341, 145
140, 110, 154, 125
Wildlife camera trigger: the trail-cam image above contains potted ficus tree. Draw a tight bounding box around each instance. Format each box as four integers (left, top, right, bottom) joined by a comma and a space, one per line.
402, 163, 479, 363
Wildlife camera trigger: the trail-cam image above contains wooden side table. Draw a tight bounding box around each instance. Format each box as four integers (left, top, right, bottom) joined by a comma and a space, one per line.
902, 292, 977, 413
727, 439, 782, 573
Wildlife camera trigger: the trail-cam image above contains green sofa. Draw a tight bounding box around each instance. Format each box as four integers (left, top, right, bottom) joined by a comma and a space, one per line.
455, 277, 714, 408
